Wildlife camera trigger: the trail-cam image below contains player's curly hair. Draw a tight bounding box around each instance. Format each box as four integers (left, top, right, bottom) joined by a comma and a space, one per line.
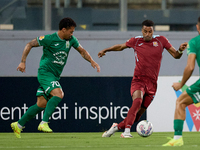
142, 20, 154, 27
198, 16, 200, 23
59, 17, 77, 30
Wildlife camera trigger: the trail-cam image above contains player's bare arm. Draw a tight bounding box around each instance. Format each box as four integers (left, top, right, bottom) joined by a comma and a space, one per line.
172, 54, 196, 91
167, 42, 187, 59
75, 45, 100, 72
98, 43, 128, 58
17, 38, 39, 73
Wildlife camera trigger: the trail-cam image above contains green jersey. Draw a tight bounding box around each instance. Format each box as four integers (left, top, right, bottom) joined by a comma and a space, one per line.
37, 32, 80, 77
187, 34, 200, 74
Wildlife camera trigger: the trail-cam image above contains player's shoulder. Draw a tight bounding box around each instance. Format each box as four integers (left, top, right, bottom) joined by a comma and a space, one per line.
134, 36, 143, 39
70, 35, 77, 40
153, 35, 169, 42
188, 35, 200, 47
44, 32, 56, 37
128, 36, 143, 41
39, 32, 56, 40
191, 35, 200, 42
153, 35, 166, 39
68, 35, 76, 42
126, 36, 142, 43
49, 32, 58, 38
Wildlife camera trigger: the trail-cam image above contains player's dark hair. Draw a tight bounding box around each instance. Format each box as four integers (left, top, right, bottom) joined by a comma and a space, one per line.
142, 20, 154, 27
198, 17, 200, 23
59, 17, 77, 30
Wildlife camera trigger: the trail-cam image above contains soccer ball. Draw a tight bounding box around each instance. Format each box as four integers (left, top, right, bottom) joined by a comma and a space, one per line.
136, 120, 153, 137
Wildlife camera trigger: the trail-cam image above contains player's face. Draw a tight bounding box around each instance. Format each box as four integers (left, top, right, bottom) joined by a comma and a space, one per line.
63, 26, 75, 40
142, 26, 154, 41
196, 23, 200, 34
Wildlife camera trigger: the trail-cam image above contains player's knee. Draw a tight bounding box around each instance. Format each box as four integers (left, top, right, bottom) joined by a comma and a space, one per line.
56, 91, 64, 99
176, 99, 186, 109
60, 91, 64, 99
37, 96, 47, 108
133, 98, 143, 105
38, 103, 47, 108
176, 99, 181, 107
50, 88, 64, 99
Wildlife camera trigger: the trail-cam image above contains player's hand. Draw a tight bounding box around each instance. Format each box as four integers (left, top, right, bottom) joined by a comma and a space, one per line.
91, 61, 100, 72
17, 62, 26, 73
98, 50, 106, 58
179, 42, 188, 51
172, 82, 183, 91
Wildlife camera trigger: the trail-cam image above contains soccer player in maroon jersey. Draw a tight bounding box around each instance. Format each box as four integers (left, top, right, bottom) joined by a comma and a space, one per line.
98, 20, 187, 138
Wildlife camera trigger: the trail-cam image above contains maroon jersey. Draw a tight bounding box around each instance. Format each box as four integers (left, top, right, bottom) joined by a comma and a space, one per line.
126, 35, 172, 81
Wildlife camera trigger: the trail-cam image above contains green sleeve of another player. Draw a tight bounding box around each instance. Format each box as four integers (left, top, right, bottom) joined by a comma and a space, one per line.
37, 34, 52, 47
71, 36, 80, 48
187, 39, 197, 55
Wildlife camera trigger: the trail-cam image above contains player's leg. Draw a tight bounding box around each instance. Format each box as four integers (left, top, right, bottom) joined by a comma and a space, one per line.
173, 91, 193, 138
38, 88, 63, 132
118, 77, 145, 138
102, 76, 144, 138
18, 96, 46, 125
37, 71, 63, 132
102, 123, 119, 137
162, 91, 193, 146
163, 80, 200, 146
118, 107, 146, 130
102, 95, 143, 138
11, 96, 46, 138
120, 90, 143, 138
42, 88, 63, 122
102, 90, 142, 138
133, 94, 153, 123
134, 107, 146, 123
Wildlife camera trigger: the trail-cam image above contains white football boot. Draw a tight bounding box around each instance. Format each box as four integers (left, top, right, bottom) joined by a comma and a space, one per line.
120, 132, 133, 138
102, 123, 118, 137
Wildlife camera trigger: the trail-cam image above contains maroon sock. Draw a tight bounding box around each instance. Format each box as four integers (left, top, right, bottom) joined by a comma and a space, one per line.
118, 117, 127, 130
134, 113, 143, 123
125, 98, 142, 128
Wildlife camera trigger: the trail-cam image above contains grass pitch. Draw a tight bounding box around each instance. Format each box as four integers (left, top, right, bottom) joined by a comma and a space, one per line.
0, 132, 199, 150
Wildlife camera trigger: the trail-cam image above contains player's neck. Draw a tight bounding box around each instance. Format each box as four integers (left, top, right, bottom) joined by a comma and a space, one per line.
57, 30, 64, 40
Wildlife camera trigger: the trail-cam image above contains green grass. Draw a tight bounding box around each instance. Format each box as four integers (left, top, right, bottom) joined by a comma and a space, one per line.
0, 132, 199, 150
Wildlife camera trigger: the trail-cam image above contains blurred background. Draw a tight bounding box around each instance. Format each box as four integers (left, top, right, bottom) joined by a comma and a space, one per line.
1, 0, 200, 31
1, 0, 200, 133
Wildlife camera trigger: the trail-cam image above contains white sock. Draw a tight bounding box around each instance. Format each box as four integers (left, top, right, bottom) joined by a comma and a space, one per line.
17, 123, 23, 129
174, 135, 182, 140
40, 121, 48, 125
124, 128, 130, 133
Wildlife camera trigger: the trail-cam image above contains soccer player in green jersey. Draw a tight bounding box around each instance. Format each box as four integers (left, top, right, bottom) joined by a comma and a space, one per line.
162, 17, 200, 146
11, 17, 100, 138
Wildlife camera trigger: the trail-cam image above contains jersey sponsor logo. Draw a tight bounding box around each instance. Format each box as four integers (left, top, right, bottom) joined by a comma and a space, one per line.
55, 43, 59, 46
138, 43, 143, 46
39, 35, 45, 40
153, 41, 158, 47
53, 51, 68, 65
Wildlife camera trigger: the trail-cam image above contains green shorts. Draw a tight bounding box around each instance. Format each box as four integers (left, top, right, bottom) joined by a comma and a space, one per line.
36, 69, 62, 100
186, 78, 200, 104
